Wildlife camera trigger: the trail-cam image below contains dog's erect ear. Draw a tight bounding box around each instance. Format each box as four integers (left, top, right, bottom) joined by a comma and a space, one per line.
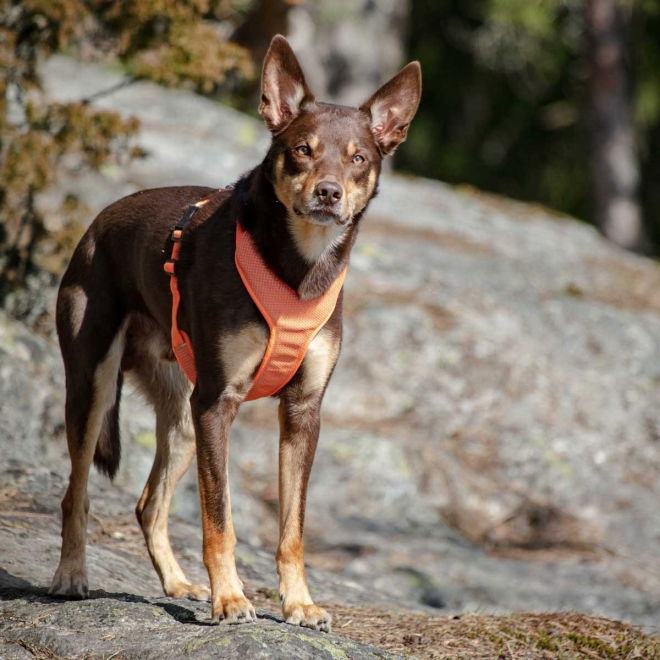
259, 35, 315, 134
360, 62, 422, 156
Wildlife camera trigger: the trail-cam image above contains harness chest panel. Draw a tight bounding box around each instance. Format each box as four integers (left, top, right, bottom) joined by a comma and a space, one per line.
235, 224, 346, 400
165, 194, 346, 401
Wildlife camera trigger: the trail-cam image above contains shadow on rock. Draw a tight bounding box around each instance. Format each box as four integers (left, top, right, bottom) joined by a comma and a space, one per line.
0, 567, 154, 606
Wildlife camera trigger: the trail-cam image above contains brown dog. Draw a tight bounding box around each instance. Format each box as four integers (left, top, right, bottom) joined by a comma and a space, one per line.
49, 35, 421, 631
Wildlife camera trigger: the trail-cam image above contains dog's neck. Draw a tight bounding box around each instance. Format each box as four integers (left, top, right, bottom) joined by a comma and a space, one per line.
237, 166, 361, 300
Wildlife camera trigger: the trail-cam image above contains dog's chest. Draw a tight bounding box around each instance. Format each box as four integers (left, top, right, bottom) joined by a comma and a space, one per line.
217, 324, 338, 398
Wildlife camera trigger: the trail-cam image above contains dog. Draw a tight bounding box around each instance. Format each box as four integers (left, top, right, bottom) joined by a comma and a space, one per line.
49, 35, 421, 632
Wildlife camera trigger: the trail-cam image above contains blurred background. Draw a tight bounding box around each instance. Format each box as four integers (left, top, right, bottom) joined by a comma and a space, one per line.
3, 0, 660, 310
2, 0, 660, 632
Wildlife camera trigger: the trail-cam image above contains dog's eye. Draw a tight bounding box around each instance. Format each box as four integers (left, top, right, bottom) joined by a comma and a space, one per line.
295, 145, 311, 156
352, 154, 366, 164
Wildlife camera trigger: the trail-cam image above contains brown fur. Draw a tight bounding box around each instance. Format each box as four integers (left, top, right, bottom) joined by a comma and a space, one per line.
49, 35, 421, 632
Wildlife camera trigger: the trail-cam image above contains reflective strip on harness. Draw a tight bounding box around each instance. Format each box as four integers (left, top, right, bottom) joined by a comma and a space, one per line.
165, 199, 346, 401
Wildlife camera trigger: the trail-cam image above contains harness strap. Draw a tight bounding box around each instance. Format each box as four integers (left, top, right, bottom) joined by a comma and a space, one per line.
163, 197, 211, 383
235, 224, 346, 401
164, 191, 347, 400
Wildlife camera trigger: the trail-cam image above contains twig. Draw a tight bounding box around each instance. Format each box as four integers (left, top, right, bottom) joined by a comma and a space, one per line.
81, 76, 136, 104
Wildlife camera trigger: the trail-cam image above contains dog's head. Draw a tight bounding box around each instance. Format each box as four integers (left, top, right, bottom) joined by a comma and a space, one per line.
259, 36, 421, 248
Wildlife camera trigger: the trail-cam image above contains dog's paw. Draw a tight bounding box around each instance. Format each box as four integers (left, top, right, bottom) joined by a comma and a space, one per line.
284, 603, 332, 633
49, 566, 89, 599
166, 581, 211, 601
212, 594, 257, 624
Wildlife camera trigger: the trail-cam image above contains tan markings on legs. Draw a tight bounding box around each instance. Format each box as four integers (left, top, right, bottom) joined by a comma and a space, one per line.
194, 394, 256, 623
50, 320, 128, 598
63, 284, 88, 340
276, 330, 338, 632
192, 327, 268, 622
124, 322, 208, 600
218, 323, 269, 400
136, 404, 210, 600
200, 500, 254, 623
300, 330, 340, 398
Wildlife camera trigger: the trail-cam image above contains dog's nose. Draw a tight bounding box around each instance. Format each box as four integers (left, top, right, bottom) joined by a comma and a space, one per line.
314, 181, 343, 205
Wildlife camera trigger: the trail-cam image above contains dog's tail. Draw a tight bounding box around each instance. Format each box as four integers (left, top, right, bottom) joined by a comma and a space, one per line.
93, 370, 123, 480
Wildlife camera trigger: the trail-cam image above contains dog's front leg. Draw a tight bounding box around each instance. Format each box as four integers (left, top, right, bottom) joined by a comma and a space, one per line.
277, 394, 332, 632
191, 390, 256, 623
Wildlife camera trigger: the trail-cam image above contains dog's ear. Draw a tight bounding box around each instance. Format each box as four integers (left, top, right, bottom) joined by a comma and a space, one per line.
259, 35, 314, 134
360, 62, 422, 156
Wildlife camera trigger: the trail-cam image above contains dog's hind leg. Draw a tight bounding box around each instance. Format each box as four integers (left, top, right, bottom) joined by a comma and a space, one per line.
131, 351, 210, 601
50, 282, 127, 598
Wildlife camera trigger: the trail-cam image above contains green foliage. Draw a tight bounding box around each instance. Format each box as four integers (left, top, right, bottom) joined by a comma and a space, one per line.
94, 0, 254, 91
399, 0, 660, 246
398, 0, 587, 220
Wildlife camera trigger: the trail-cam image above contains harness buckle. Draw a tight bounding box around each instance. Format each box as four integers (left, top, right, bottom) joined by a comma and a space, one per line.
164, 260, 176, 275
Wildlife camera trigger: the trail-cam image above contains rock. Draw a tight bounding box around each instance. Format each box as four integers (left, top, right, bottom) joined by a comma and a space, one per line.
4, 460, 657, 658
0, 462, 402, 658
2, 53, 659, 638
1, 592, 393, 659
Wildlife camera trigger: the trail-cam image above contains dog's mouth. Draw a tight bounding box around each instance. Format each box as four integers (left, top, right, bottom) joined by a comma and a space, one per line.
293, 206, 348, 226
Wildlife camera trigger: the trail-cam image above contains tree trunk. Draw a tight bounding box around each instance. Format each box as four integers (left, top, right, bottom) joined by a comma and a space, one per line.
586, 0, 642, 250
231, 0, 293, 68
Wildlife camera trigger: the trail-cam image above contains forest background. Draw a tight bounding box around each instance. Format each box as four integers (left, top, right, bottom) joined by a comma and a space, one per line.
2, 0, 659, 312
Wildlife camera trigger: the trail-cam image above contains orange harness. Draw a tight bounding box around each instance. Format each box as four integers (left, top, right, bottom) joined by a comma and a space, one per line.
164, 193, 346, 401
